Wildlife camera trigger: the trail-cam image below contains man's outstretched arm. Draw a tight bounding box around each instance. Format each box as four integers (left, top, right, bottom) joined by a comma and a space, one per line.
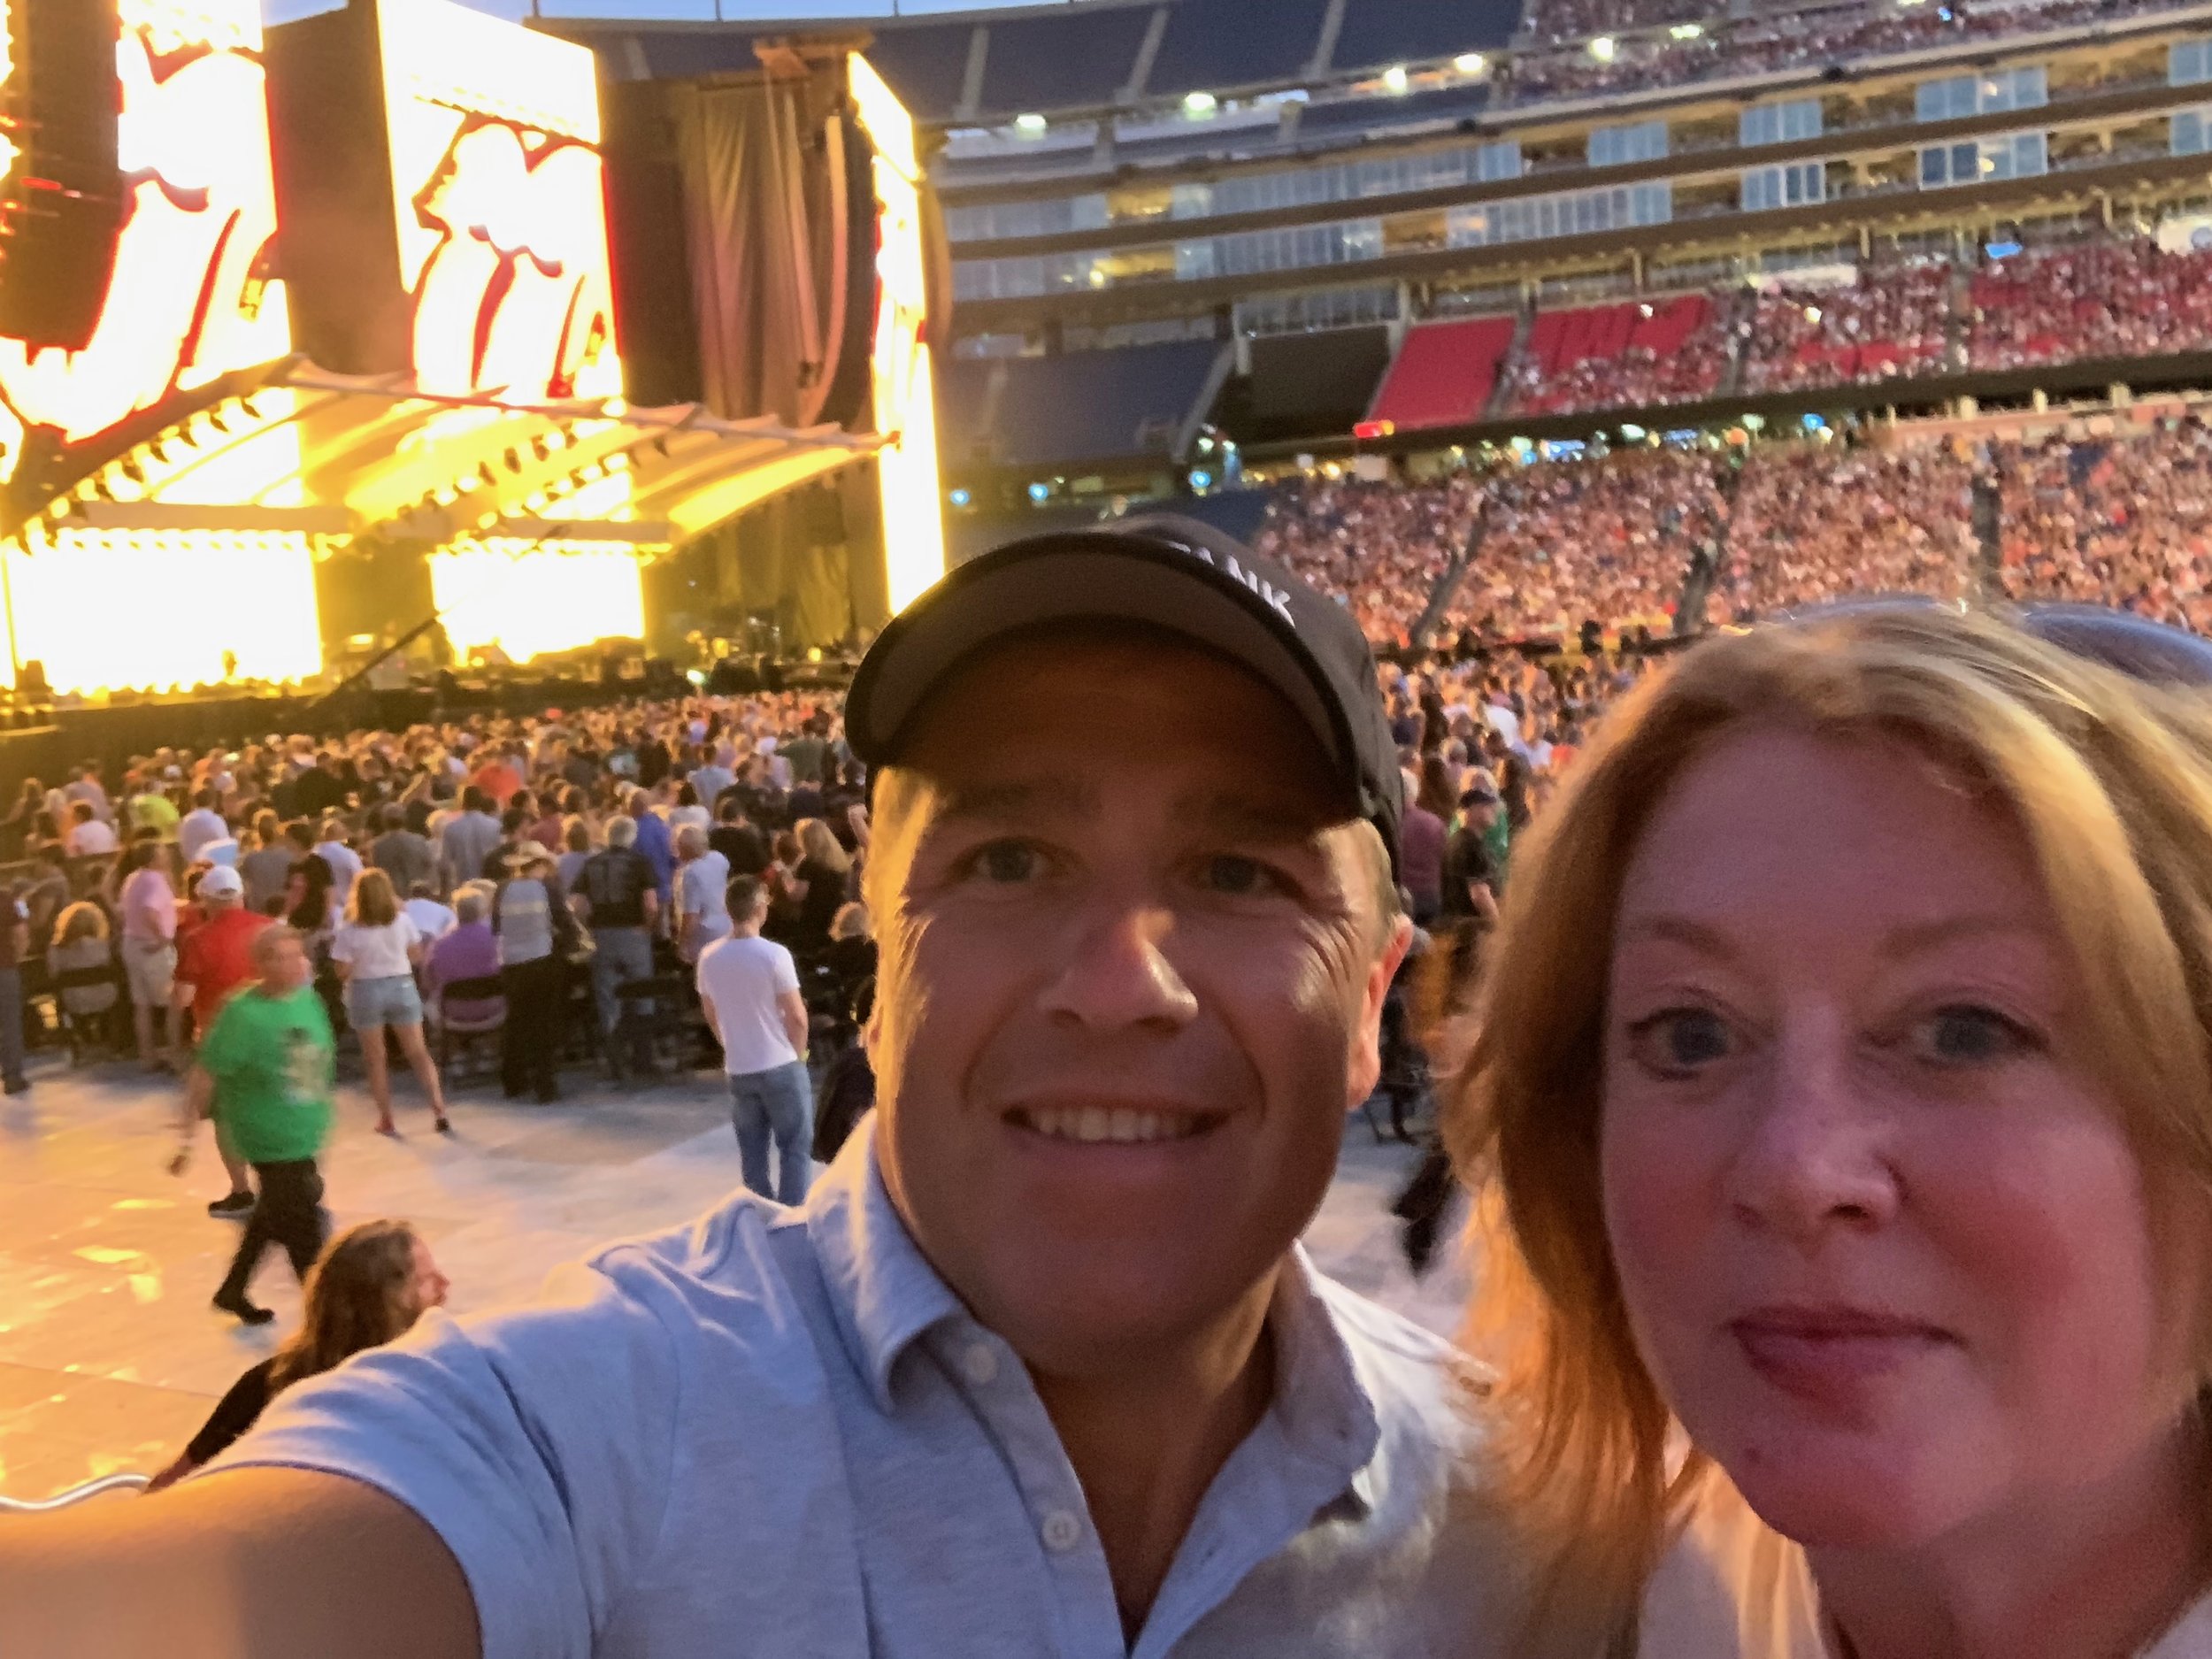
0, 1468, 478, 1659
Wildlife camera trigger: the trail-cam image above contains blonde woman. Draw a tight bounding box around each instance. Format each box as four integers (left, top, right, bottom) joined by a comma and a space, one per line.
787, 817, 851, 951
332, 868, 449, 1136
1447, 607, 2212, 1659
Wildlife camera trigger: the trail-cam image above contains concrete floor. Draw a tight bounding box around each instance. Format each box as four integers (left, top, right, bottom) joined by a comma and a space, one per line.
0, 1054, 1469, 1502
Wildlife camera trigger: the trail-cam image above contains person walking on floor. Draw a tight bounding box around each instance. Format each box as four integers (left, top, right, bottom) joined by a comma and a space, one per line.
695, 874, 812, 1204
175, 925, 335, 1326
171, 864, 272, 1218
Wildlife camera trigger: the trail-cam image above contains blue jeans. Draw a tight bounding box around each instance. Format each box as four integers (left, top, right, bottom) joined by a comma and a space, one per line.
590, 926, 656, 1064
727, 1060, 813, 1205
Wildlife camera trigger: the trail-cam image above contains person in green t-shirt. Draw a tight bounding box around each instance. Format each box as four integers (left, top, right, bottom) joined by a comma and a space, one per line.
177, 925, 336, 1326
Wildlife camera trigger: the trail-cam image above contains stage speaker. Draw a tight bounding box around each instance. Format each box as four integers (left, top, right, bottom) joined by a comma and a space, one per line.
0, 0, 126, 350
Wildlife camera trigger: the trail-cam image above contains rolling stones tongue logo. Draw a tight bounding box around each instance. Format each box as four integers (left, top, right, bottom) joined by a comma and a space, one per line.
404, 117, 615, 403
0, 23, 284, 452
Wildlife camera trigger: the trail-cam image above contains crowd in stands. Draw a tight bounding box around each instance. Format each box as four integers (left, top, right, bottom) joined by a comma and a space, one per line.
1708, 444, 1978, 620
1740, 263, 1955, 393
1253, 474, 1483, 648
1995, 416, 2212, 630
1966, 237, 2212, 371
1447, 447, 1727, 640
1506, 0, 2166, 104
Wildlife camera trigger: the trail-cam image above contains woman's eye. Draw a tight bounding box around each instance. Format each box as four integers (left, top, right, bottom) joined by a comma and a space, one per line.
1199, 854, 1287, 898
1625, 1007, 1735, 1076
1909, 1005, 2037, 1066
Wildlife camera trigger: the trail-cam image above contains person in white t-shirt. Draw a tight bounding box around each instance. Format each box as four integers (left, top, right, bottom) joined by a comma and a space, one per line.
672, 825, 731, 964
65, 802, 118, 857
401, 883, 457, 943
695, 874, 811, 1204
177, 791, 230, 867
1449, 611, 2212, 1659
313, 819, 365, 909
331, 869, 448, 1138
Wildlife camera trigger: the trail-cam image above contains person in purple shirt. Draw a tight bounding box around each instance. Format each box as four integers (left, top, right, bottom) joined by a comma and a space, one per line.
422, 886, 504, 1028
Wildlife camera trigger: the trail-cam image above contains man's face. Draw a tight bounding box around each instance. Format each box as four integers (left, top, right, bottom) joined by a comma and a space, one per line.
864, 631, 1409, 1378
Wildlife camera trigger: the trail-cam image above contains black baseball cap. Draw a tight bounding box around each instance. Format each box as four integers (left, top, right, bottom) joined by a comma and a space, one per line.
845, 513, 1404, 870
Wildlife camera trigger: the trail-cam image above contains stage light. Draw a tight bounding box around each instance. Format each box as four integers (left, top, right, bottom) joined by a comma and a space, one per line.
1589, 35, 1617, 60
1183, 91, 1217, 115
948, 488, 971, 507
1670, 23, 1702, 39
1454, 53, 1486, 75
1027, 481, 1052, 503
1013, 113, 1047, 134
1188, 469, 1213, 490
1620, 424, 1646, 441
1382, 65, 1409, 93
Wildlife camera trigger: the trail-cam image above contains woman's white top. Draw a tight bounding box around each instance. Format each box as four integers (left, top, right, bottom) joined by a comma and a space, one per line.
1638, 1482, 2212, 1658
331, 916, 420, 980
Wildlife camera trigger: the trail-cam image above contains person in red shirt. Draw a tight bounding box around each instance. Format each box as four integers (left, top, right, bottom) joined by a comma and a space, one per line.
172, 864, 273, 1221
469, 744, 525, 810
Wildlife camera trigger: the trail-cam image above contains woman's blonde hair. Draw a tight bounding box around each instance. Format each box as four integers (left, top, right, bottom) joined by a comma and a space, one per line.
795, 817, 850, 874
54, 900, 108, 945
347, 866, 399, 928
1444, 608, 2212, 1655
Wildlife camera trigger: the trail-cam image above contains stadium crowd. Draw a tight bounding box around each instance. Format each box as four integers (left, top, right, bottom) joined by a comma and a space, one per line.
1253, 473, 1482, 645
1966, 236, 2212, 371
1506, 0, 2167, 102
1740, 262, 1955, 393
1497, 296, 1736, 419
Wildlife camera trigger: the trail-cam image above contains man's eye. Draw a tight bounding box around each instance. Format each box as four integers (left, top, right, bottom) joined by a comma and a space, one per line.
966, 841, 1045, 885
1199, 854, 1288, 898
1909, 1005, 2038, 1066
1624, 1007, 1735, 1077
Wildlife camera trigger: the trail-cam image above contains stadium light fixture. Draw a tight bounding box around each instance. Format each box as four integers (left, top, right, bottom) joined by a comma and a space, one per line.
1382, 65, 1409, 93
1454, 52, 1486, 75
1027, 481, 1052, 502
1183, 90, 1217, 115
1589, 35, 1616, 61
1014, 112, 1047, 134
1669, 23, 1702, 39
1188, 469, 1213, 491
949, 487, 972, 507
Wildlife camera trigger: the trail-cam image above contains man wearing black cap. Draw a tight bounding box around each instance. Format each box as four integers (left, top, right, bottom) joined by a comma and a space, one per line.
2, 519, 1502, 1655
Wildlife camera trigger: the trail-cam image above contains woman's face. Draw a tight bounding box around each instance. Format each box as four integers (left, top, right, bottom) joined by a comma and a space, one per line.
1601, 724, 2208, 1552
403, 1240, 449, 1318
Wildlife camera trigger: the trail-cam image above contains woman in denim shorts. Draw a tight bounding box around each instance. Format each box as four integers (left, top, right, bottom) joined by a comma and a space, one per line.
331, 869, 449, 1136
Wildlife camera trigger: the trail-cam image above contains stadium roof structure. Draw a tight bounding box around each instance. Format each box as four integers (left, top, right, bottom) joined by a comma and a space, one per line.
541, 0, 1525, 127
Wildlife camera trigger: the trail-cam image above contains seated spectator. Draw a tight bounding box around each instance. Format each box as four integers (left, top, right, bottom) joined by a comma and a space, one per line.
46, 901, 119, 1027
65, 801, 118, 858
423, 884, 503, 1030
145, 1221, 449, 1491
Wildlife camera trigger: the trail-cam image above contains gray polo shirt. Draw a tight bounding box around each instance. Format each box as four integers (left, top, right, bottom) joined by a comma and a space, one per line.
211, 1125, 1507, 1656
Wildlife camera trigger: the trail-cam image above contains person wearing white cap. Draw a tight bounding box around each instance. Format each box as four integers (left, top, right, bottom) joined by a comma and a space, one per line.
171, 864, 273, 1218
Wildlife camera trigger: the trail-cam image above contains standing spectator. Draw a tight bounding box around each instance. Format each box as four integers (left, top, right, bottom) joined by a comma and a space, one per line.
709, 795, 768, 877
1398, 762, 1453, 927
117, 840, 178, 1070
696, 874, 811, 1204
1439, 787, 1503, 925
62, 760, 111, 825
312, 818, 363, 910
492, 842, 574, 1103
555, 818, 593, 891
627, 787, 674, 910
368, 803, 435, 901
0, 879, 27, 1096
238, 812, 295, 914
332, 869, 449, 1137
672, 824, 732, 965
784, 818, 852, 954
22, 849, 71, 956
402, 880, 456, 943
171, 864, 272, 1218
572, 815, 659, 1081
1, 778, 43, 859
129, 774, 180, 840
65, 801, 118, 857
177, 788, 228, 865
180, 926, 334, 1326
469, 744, 524, 810
437, 787, 500, 897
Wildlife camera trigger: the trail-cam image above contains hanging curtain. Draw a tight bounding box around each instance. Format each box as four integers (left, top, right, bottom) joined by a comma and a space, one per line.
671, 69, 851, 428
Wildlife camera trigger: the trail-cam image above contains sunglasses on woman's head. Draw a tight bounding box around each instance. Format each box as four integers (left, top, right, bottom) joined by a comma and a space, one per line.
1770, 595, 2212, 688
